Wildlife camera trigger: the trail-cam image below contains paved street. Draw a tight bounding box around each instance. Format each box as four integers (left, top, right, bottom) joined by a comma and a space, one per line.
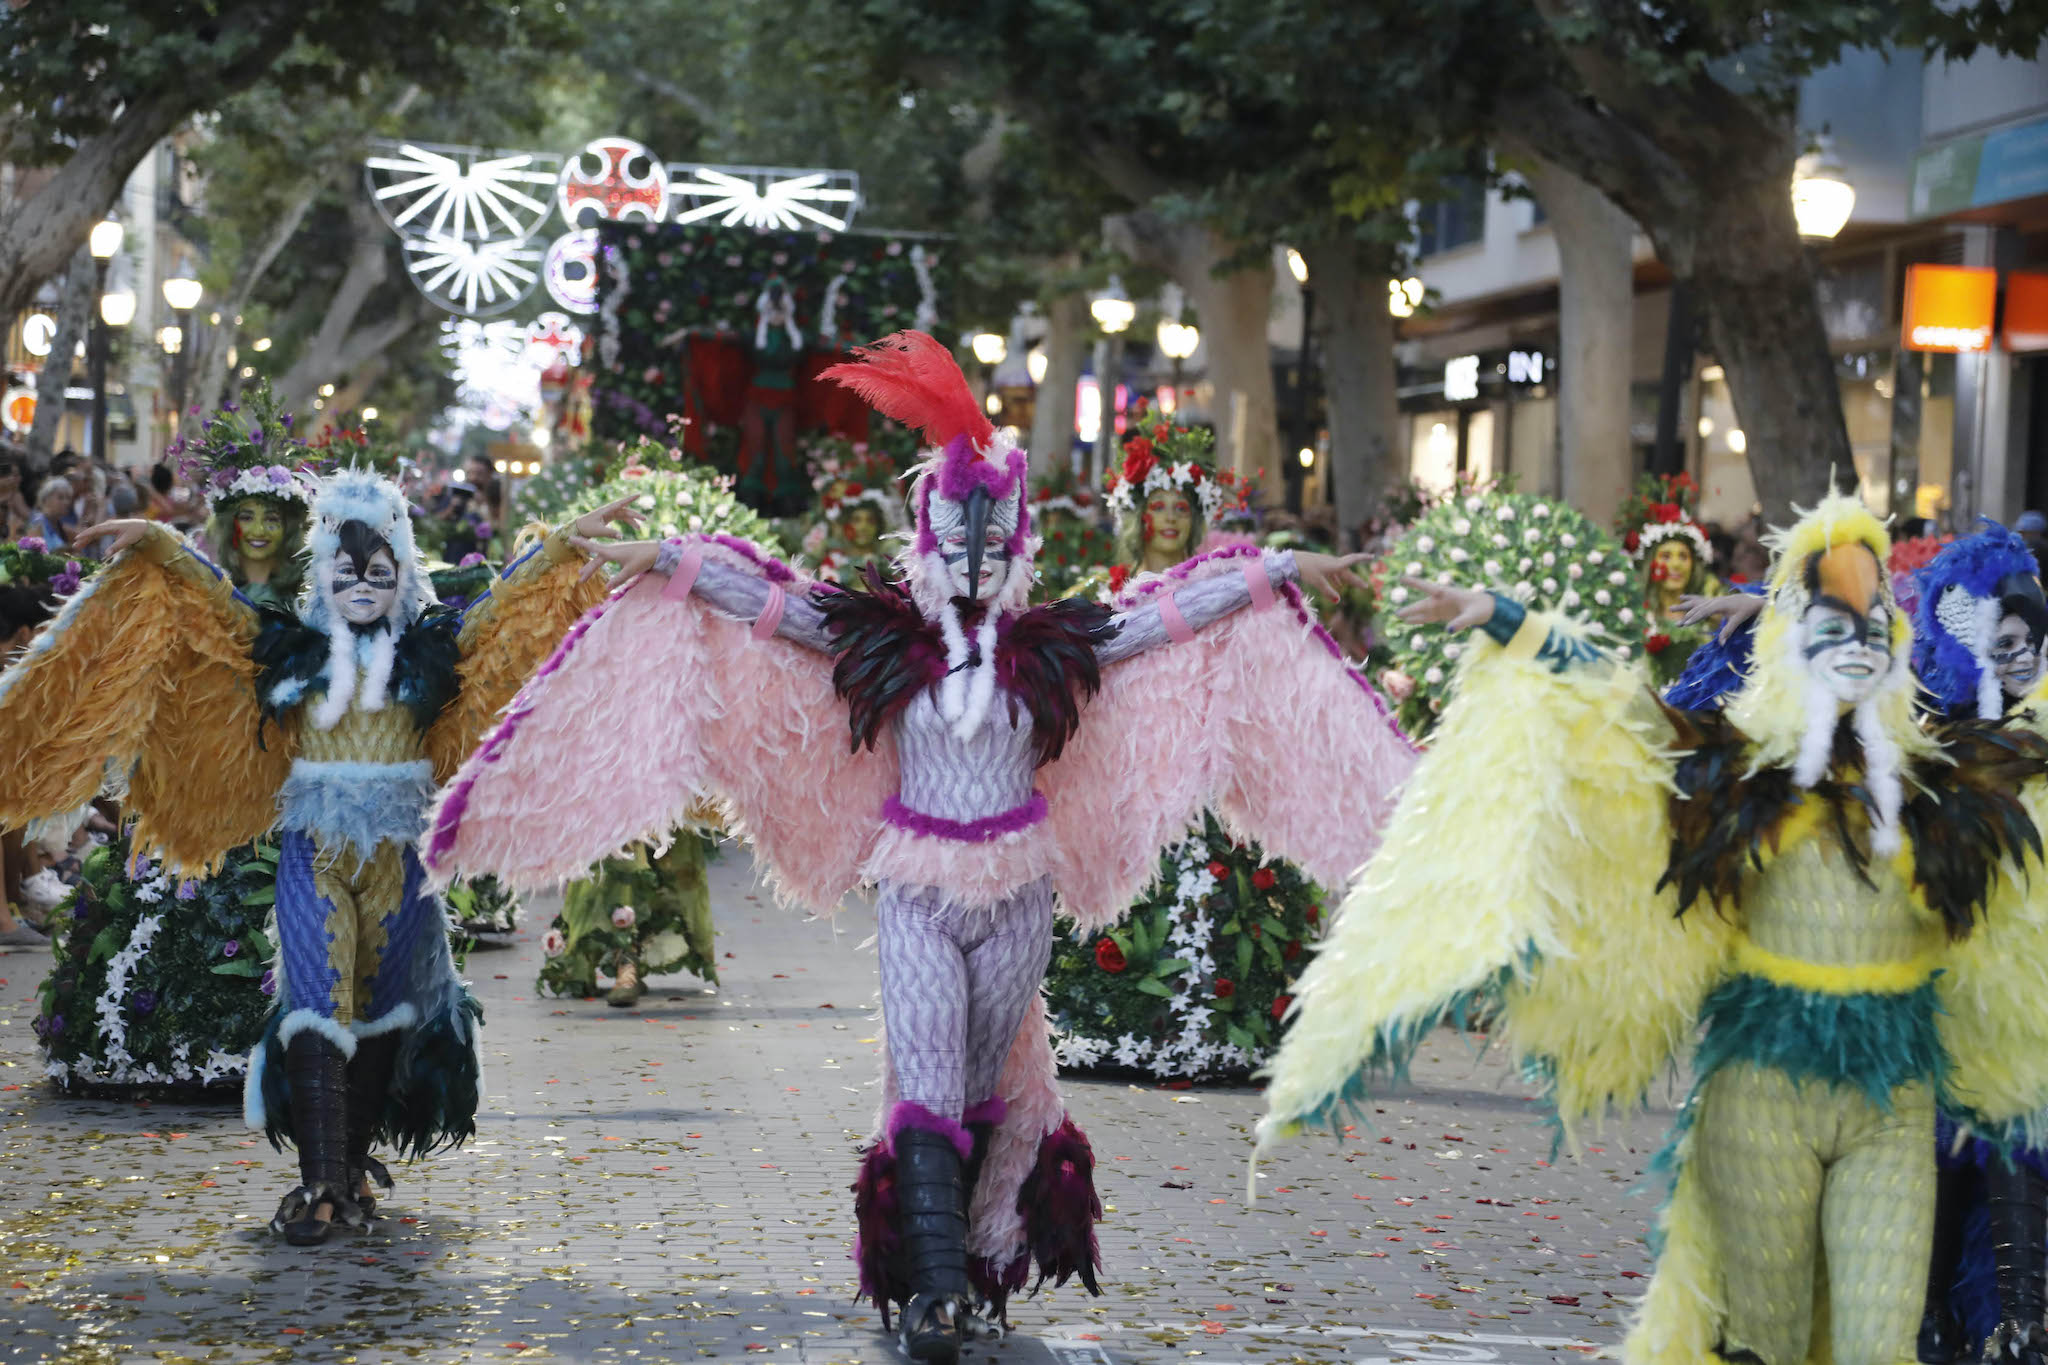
0, 850, 1672, 1364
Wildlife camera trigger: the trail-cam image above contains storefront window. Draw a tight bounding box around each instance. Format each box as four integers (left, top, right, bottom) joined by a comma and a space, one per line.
1409, 411, 1459, 493
1890, 350, 1956, 526
1693, 370, 1753, 525
1838, 350, 1895, 515
1465, 409, 1496, 483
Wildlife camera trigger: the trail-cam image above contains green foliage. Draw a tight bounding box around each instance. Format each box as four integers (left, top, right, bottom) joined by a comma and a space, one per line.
443, 875, 520, 934
1044, 813, 1323, 1081
38, 833, 278, 1093
538, 836, 721, 997
562, 440, 778, 546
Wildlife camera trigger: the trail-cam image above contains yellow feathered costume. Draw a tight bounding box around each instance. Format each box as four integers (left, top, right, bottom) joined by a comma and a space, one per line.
1258, 494, 2048, 1365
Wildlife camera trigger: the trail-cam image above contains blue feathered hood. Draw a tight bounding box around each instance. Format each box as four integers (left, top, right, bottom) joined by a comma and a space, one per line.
299, 466, 436, 632
1911, 521, 2040, 719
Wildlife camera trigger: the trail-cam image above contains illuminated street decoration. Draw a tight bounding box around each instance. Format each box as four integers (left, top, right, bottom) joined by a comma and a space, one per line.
400, 234, 545, 317
365, 143, 558, 243
557, 138, 669, 228
542, 229, 603, 315
523, 311, 586, 366
668, 167, 861, 232
442, 318, 545, 426
365, 135, 861, 318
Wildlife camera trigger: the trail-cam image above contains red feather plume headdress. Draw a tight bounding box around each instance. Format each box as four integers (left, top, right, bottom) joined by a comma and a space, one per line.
820, 331, 995, 457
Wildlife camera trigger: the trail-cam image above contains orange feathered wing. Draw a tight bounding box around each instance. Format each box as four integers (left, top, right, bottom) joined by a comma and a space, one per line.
0, 548, 293, 874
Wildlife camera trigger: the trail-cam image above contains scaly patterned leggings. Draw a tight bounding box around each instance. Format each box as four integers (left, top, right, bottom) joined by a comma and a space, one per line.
1690, 1060, 1934, 1365
875, 877, 1054, 1119
275, 830, 443, 1029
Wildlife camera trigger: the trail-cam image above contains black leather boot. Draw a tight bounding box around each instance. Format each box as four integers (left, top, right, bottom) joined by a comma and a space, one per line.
268, 1031, 362, 1246
895, 1127, 970, 1364
345, 1033, 400, 1217
1983, 1160, 2048, 1364
1922, 1166, 1971, 1363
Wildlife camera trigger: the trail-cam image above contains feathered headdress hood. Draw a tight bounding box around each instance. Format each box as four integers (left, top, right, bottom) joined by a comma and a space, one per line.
820, 330, 1036, 744
1722, 490, 1933, 853
1912, 520, 2046, 720
294, 467, 436, 730
820, 329, 1035, 616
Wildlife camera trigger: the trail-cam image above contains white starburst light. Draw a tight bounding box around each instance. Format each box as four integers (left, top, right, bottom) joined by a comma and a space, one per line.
366, 143, 558, 243
669, 167, 861, 231
402, 235, 543, 316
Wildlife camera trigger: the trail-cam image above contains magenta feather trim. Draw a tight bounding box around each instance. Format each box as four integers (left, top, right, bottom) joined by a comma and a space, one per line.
933, 433, 1028, 502
963, 1095, 1008, 1128
1020, 1118, 1103, 1296
887, 1099, 973, 1158
883, 792, 1047, 842
850, 1139, 905, 1315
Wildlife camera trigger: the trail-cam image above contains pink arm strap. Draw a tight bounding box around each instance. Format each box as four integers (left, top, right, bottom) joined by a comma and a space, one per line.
663, 542, 704, 601
751, 583, 787, 640
1158, 591, 1196, 645
1242, 557, 1276, 611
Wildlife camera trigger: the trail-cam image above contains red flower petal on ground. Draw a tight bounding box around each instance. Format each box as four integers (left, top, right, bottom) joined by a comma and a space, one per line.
1095, 938, 1127, 973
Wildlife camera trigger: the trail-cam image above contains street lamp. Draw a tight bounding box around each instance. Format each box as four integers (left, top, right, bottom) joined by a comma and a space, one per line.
1026, 348, 1048, 384
1792, 135, 1855, 242
1157, 320, 1199, 412
87, 218, 125, 466
1089, 277, 1135, 487
162, 274, 202, 435
1389, 277, 1425, 318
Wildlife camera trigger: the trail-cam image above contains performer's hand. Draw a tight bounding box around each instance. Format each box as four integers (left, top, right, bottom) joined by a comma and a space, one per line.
1678, 591, 1763, 642
1294, 551, 1371, 602
70, 519, 152, 557
572, 536, 661, 582
570, 494, 645, 543
1394, 576, 1495, 631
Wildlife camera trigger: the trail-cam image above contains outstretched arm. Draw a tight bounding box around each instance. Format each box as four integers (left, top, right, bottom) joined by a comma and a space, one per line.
454, 494, 640, 652
1396, 576, 1609, 674
576, 535, 837, 653
78, 518, 255, 630
1097, 549, 1367, 665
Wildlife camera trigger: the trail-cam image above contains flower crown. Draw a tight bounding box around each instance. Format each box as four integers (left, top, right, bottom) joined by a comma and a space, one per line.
169, 380, 320, 510
1102, 401, 1247, 524
1617, 471, 1708, 561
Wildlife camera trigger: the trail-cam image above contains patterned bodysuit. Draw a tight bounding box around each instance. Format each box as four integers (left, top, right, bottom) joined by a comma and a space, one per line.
676, 550, 1298, 1118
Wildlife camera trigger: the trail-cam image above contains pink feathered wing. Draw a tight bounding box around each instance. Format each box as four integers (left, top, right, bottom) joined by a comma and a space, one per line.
425, 547, 894, 909
1043, 545, 1418, 931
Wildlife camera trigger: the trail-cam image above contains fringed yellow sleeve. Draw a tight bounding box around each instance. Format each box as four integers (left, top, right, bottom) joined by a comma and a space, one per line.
1937, 759, 2048, 1144
426, 524, 607, 782
0, 527, 291, 873
1255, 616, 1730, 1165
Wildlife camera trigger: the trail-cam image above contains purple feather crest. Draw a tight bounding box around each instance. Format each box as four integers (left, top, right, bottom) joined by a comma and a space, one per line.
933, 433, 1026, 502
1912, 520, 2039, 715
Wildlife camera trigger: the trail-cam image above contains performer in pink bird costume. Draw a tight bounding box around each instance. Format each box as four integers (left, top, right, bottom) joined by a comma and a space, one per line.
424, 331, 1415, 1362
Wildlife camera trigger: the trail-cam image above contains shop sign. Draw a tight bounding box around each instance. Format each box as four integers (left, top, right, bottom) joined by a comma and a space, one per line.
1506, 349, 1546, 384
1913, 114, 2048, 218
1901, 264, 1996, 353
1, 386, 33, 433
2004, 272, 2048, 353
1443, 354, 1480, 402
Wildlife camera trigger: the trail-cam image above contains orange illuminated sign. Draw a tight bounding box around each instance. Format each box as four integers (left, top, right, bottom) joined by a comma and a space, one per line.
2005, 272, 2048, 353
1902, 264, 1997, 353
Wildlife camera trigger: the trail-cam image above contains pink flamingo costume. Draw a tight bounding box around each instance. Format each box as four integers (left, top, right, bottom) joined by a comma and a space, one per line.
424, 332, 1415, 1359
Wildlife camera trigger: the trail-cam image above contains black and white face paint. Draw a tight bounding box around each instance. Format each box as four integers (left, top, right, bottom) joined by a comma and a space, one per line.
1993, 611, 2045, 698
333, 548, 399, 626
1800, 602, 1893, 703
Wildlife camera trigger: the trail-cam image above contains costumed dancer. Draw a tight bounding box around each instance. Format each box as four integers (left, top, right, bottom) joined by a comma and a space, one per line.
425, 331, 1417, 1362
0, 468, 626, 1243
1673, 522, 2048, 1363
34, 389, 314, 1090
1617, 472, 1722, 687
1256, 492, 2048, 1365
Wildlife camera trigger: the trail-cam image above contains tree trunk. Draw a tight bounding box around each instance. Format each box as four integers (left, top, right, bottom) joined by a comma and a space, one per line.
274, 199, 406, 410
1515, 151, 1638, 525
1689, 191, 1849, 523
1103, 211, 1281, 491
26, 247, 95, 470
1300, 240, 1396, 550
1028, 288, 1086, 481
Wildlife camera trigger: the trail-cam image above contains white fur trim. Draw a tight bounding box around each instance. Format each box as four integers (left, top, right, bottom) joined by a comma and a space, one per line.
357, 625, 396, 715
311, 622, 357, 730
275, 1008, 359, 1060
1975, 595, 2003, 721
1792, 669, 1841, 790
1855, 696, 1905, 854
937, 599, 971, 723
953, 612, 1000, 742
350, 1002, 418, 1039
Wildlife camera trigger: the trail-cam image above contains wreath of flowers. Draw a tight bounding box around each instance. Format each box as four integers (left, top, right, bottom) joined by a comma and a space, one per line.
1616, 471, 1710, 563
563, 437, 776, 548
1101, 403, 1249, 524
168, 380, 319, 510
38, 835, 277, 1093
1, 536, 96, 594
1378, 488, 1635, 735
1044, 813, 1322, 1081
